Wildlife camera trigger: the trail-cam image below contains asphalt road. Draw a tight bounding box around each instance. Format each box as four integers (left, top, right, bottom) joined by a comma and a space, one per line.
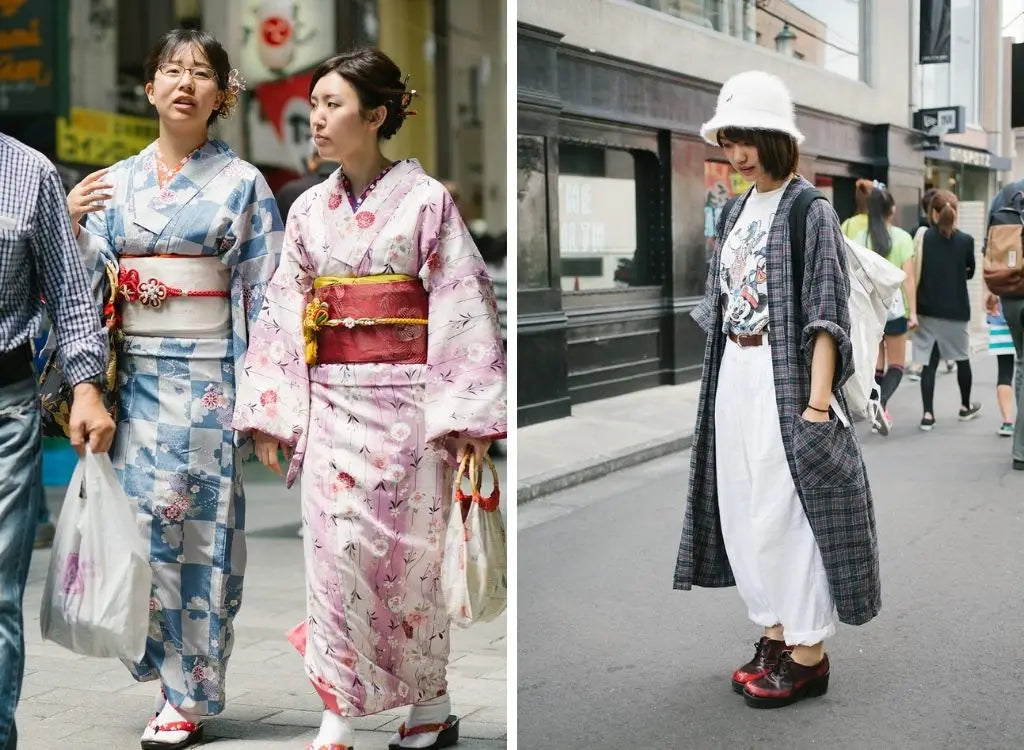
518, 360, 1024, 749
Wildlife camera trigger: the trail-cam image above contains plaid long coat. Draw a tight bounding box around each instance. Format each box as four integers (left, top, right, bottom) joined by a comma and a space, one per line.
672, 177, 881, 626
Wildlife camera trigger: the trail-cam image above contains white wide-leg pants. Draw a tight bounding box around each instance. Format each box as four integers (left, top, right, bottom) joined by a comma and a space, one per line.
714, 338, 838, 646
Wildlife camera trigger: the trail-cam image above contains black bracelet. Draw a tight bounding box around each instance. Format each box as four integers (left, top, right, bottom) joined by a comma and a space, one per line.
807, 404, 829, 414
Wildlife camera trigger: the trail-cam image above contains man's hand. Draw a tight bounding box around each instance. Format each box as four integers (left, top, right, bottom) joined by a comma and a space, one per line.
69, 383, 115, 456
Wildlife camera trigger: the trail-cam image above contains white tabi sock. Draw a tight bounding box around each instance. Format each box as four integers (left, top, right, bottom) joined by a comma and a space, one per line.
390, 694, 452, 748
314, 709, 356, 747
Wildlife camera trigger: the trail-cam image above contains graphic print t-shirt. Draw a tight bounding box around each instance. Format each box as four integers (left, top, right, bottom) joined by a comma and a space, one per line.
719, 181, 790, 335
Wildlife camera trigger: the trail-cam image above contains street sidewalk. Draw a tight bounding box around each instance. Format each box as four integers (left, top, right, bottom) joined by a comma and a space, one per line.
516, 354, 1008, 503
20, 462, 507, 749
517, 381, 701, 503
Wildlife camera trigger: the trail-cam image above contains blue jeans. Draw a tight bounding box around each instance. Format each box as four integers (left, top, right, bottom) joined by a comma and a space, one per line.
0, 378, 42, 748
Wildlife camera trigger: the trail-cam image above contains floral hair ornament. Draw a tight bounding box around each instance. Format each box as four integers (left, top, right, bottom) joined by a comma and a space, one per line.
218, 68, 248, 119
871, 179, 887, 191
398, 74, 418, 118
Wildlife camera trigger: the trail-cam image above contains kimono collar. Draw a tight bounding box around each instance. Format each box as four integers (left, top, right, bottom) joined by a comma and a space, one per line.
321, 158, 425, 269
129, 139, 236, 238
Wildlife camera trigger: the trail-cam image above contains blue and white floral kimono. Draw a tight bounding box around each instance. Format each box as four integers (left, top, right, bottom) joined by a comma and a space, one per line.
74, 139, 283, 715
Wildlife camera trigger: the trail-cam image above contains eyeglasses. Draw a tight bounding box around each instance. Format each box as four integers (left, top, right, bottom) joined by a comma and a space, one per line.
157, 63, 217, 82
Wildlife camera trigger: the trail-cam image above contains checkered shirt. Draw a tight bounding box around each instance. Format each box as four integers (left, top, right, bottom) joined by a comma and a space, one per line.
0, 134, 106, 385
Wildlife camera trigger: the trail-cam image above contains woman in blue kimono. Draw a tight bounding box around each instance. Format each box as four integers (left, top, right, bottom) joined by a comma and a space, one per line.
65, 29, 283, 749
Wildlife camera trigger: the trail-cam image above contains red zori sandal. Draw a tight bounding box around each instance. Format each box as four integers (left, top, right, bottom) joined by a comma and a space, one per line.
305, 744, 353, 750
140, 720, 205, 750
388, 715, 460, 750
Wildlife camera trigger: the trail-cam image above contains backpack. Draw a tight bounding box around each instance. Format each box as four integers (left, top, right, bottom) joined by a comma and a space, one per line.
983, 187, 1024, 299
719, 188, 906, 421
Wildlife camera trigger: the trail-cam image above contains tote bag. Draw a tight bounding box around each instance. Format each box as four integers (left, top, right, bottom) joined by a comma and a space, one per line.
442, 451, 507, 628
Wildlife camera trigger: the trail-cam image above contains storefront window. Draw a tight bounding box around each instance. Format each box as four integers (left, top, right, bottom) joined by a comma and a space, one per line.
626, 0, 864, 81
558, 146, 639, 292
920, 0, 979, 125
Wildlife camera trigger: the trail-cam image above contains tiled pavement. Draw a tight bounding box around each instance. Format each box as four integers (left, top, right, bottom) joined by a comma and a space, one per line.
16, 460, 507, 749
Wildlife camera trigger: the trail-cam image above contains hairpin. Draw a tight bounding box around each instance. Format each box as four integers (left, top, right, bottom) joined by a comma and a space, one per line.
227, 68, 247, 94
218, 69, 247, 119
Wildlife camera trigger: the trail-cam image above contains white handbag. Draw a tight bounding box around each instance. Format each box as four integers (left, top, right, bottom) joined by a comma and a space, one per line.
40, 450, 152, 661
442, 450, 507, 628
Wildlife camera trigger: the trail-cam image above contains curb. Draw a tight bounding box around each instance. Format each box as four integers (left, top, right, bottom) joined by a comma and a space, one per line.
516, 430, 695, 503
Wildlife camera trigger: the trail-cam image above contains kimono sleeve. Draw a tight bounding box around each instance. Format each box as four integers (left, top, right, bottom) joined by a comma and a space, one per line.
798, 198, 854, 391
231, 199, 313, 487
221, 172, 284, 329
418, 193, 507, 444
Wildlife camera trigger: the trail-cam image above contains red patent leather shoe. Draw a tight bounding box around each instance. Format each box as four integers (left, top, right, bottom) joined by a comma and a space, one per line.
731, 636, 789, 694
743, 651, 830, 709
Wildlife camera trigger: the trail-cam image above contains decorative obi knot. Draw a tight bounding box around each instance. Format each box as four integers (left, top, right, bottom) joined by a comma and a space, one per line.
117, 266, 229, 309
302, 274, 429, 366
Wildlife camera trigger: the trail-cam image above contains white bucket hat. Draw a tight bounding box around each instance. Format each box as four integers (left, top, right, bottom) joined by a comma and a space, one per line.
699, 70, 804, 146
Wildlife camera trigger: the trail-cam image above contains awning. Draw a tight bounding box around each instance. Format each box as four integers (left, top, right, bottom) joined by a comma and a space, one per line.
926, 144, 1012, 171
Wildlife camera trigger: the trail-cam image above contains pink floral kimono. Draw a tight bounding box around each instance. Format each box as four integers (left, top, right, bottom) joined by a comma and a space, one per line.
232, 159, 506, 716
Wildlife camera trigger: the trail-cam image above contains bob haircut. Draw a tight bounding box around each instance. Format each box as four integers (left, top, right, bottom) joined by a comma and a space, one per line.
717, 127, 800, 181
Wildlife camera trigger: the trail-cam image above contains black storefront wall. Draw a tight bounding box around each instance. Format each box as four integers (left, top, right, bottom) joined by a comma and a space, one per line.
517, 22, 925, 427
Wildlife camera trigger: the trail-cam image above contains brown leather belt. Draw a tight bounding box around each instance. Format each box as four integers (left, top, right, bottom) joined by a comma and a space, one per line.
728, 331, 765, 347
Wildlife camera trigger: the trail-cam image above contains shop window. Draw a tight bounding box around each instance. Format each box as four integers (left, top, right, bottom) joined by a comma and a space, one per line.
517, 135, 553, 290
920, 0, 980, 126
558, 145, 658, 293
625, 0, 865, 81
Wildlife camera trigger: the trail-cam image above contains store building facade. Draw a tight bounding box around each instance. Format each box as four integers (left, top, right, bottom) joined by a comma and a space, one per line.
518, 0, 1017, 426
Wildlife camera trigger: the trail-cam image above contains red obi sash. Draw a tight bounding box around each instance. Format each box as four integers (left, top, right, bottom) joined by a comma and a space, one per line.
303, 275, 429, 365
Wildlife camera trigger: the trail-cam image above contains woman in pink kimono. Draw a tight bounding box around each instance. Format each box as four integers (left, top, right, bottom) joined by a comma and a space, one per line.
232, 48, 506, 750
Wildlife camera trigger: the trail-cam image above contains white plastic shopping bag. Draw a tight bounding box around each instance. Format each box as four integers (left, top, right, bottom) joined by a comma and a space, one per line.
443, 451, 507, 628
40, 450, 152, 661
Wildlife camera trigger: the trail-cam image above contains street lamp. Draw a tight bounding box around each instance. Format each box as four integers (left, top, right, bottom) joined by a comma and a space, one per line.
775, 22, 796, 57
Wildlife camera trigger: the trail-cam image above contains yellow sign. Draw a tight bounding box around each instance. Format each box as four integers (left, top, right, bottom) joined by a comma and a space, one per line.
56, 108, 158, 166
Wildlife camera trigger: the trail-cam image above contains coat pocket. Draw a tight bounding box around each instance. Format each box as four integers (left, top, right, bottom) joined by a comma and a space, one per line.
791, 416, 864, 491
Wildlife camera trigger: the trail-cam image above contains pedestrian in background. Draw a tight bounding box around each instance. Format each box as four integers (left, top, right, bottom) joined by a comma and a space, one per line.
985, 299, 1016, 437
234, 48, 506, 749
912, 190, 981, 431
276, 137, 335, 223
64, 29, 282, 749
906, 187, 941, 383
983, 180, 1024, 468
839, 177, 872, 240
846, 183, 916, 436
0, 132, 115, 750
674, 70, 879, 711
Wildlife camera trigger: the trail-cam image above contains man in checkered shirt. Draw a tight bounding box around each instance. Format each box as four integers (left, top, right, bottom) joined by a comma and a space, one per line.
0, 133, 114, 748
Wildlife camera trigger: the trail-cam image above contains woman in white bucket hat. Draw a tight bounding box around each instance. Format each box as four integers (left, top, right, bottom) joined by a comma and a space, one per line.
673, 70, 880, 709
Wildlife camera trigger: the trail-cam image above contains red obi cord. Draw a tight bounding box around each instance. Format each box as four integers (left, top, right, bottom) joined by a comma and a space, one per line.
117, 267, 230, 308
314, 280, 429, 365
